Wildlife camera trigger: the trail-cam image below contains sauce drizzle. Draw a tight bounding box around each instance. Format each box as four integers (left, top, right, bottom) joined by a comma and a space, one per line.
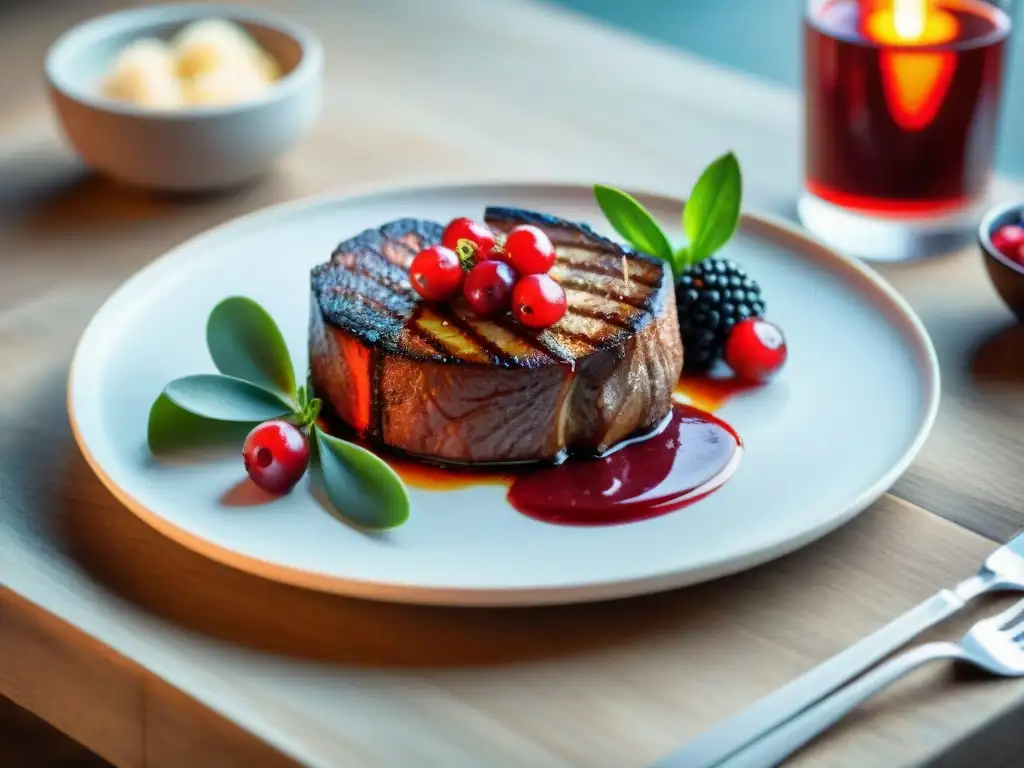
675, 374, 760, 413
506, 404, 741, 526
331, 376, 757, 527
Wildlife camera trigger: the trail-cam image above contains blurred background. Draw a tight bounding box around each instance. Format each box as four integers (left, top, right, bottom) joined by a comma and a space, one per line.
4, 0, 1022, 174
550, 0, 1024, 175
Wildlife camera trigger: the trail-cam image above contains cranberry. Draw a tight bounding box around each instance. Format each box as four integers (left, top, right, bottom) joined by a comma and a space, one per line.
442, 217, 498, 265
724, 318, 787, 383
512, 273, 567, 328
464, 260, 518, 316
503, 225, 556, 275
992, 224, 1024, 260
242, 420, 310, 494
409, 245, 464, 301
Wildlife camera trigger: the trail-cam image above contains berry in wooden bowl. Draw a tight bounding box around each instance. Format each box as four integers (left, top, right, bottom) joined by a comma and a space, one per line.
980, 200, 1024, 323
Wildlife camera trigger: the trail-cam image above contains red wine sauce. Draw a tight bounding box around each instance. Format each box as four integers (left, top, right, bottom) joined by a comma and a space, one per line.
506, 404, 741, 526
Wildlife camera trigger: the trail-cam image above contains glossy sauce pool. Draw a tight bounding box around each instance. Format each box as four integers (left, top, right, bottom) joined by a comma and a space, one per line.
507, 404, 741, 526
344, 375, 750, 527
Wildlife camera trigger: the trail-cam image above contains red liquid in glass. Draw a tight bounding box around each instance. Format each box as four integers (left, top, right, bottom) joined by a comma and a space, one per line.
804, 0, 1009, 216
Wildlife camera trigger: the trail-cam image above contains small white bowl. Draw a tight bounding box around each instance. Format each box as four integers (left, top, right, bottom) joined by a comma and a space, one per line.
44, 4, 323, 193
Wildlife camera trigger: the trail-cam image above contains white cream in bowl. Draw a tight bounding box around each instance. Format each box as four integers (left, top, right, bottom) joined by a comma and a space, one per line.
101, 19, 282, 109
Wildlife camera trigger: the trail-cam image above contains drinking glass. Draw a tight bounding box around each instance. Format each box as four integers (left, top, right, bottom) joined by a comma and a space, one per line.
799, 0, 1013, 260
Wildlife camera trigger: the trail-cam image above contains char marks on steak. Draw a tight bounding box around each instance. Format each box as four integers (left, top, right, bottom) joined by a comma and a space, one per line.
309, 207, 684, 465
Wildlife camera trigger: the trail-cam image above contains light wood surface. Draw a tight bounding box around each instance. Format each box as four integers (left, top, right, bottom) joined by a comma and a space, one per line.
5, 482, 1024, 767
4, 0, 1024, 765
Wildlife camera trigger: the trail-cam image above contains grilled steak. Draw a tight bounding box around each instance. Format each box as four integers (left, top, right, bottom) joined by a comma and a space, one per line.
309, 207, 683, 466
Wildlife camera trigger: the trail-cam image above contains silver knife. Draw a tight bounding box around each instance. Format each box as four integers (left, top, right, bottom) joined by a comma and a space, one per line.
650, 532, 1024, 768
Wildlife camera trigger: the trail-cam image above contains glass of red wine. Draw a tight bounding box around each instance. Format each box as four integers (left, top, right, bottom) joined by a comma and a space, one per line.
799, 0, 1012, 261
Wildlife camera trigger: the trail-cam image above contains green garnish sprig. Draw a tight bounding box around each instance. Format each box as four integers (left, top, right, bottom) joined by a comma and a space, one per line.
593, 151, 743, 278
147, 296, 410, 531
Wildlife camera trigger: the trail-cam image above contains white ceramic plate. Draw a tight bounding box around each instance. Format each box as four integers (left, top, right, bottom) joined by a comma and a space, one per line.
68, 183, 939, 606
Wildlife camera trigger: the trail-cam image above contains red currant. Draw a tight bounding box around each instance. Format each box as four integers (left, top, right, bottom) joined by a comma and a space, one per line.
409, 245, 464, 301
992, 224, 1024, 260
503, 225, 556, 275
724, 318, 787, 383
463, 260, 518, 316
242, 420, 310, 494
442, 217, 498, 265
511, 273, 567, 328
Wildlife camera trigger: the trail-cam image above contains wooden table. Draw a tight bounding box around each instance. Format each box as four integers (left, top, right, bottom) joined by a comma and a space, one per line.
4, 0, 1024, 765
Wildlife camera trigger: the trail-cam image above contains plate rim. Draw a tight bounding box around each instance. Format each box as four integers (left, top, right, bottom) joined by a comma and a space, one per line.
66, 179, 941, 606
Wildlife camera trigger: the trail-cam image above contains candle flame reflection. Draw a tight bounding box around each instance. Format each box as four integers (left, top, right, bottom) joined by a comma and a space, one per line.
894, 0, 927, 39
864, 0, 959, 131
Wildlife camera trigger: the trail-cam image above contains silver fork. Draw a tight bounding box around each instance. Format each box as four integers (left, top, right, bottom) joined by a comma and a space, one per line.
717, 597, 1024, 768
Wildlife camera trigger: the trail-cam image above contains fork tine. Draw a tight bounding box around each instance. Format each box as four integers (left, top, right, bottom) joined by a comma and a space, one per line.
986, 596, 1024, 632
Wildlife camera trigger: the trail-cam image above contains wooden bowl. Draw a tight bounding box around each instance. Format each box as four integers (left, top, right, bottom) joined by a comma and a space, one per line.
980, 200, 1024, 323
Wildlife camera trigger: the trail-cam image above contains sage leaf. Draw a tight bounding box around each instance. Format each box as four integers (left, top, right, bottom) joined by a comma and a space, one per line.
164, 374, 294, 422
314, 427, 409, 530
682, 151, 742, 266
207, 296, 297, 400
593, 184, 674, 263
147, 393, 256, 456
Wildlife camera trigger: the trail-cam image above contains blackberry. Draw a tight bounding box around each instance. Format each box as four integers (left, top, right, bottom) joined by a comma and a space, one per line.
675, 258, 766, 373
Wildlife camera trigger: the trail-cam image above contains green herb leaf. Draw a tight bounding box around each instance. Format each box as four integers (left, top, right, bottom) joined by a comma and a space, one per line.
593, 184, 674, 264
313, 427, 409, 530
207, 296, 297, 401
304, 397, 322, 428
164, 374, 294, 422
682, 151, 742, 266
147, 393, 256, 456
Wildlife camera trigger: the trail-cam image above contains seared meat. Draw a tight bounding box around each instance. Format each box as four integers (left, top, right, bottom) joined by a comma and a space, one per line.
309, 208, 683, 465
